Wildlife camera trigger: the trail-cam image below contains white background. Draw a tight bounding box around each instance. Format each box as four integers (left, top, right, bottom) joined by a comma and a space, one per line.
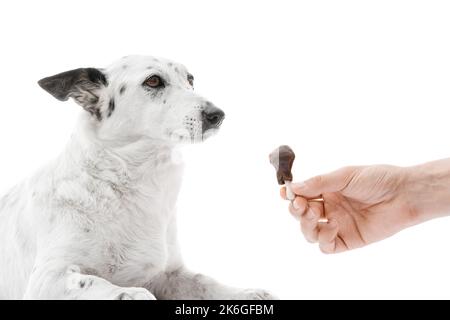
0, 0, 449, 299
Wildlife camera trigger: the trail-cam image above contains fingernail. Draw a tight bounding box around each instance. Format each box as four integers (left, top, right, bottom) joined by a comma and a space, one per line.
293, 200, 299, 210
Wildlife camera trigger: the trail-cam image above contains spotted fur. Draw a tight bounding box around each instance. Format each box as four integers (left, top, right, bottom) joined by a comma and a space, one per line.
0, 55, 275, 300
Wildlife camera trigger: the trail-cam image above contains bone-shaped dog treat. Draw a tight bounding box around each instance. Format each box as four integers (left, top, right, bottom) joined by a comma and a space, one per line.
269, 145, 296, 200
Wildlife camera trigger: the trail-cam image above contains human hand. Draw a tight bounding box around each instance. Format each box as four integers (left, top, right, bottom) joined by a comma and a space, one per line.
281, 165, 420, 253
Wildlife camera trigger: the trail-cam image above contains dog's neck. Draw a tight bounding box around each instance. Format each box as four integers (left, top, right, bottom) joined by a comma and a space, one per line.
61, 118, 183, 189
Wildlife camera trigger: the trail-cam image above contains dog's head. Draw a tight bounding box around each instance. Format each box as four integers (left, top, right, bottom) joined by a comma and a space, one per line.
38, 55, 225, 144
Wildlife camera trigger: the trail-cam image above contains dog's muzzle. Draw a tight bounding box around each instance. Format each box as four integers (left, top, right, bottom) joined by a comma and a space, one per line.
202, 104, 225, 133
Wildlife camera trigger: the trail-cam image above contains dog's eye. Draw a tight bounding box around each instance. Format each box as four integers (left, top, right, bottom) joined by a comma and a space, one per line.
143, 75, 164, 88
187, 74, 194, 87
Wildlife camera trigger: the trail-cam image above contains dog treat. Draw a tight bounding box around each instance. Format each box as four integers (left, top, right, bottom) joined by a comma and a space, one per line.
269, 145, 325, 206
269, 145, 296, 200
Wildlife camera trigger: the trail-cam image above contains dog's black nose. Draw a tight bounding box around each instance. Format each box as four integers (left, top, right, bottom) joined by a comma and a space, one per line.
202, 104, 225, 132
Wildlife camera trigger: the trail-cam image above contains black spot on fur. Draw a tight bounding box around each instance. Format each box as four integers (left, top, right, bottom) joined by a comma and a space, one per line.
88, 69, 107, 86
117, 292, 130, 300
168, 62, 173, 67
107, 99, 115, 117
163, 99, 167, 104
119, 85, 126, 95
94, 109, 102, 121
79, 280, 86, 288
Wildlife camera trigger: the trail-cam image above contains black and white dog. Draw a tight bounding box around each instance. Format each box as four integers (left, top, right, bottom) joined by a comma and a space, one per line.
0, 55, 275, 300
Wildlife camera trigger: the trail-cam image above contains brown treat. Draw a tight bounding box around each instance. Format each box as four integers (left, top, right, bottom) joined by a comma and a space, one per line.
269, 145, 295, 185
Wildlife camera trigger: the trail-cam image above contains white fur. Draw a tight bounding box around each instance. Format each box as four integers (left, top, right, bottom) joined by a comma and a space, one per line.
0, 55, 275, 300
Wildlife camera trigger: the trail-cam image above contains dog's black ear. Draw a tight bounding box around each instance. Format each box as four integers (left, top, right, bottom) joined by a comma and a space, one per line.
38, 68, 107, 120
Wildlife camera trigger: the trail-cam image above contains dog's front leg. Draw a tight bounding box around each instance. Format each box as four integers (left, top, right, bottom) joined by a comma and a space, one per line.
148, 268, 276, 300
24, 264, 156, 300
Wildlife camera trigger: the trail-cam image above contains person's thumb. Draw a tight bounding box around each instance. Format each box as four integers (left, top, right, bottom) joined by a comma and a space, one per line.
291, 167, 356, 198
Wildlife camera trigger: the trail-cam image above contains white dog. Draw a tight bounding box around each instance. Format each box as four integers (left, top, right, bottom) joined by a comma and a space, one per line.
0, 55, 275, 300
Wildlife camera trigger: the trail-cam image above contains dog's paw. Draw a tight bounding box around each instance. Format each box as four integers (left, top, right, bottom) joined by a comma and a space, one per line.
231, 289, 278, 300
114, 287, 156, 300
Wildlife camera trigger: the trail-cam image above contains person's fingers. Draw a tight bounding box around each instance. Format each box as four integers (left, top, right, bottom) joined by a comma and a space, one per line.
318, 219, 339, 254
280, 187, 287, 200
291, 166, 359, 198
288, 197, 308, 220
300, 204, 322, 243
308, 201, 324, 220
